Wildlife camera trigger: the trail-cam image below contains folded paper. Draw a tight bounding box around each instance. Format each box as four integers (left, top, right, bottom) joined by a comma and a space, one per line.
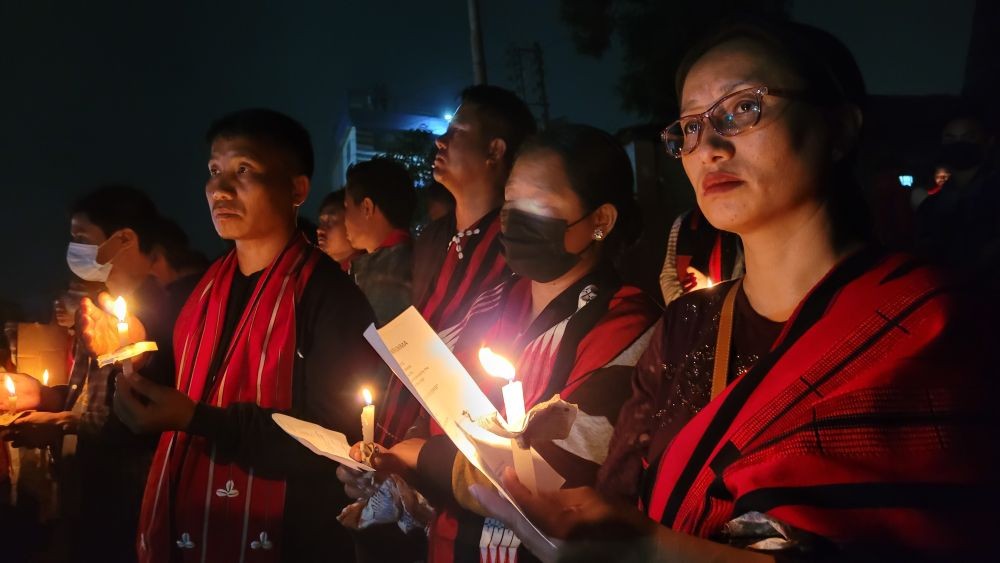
272, 413, 373, 472
363, 306, 565, 548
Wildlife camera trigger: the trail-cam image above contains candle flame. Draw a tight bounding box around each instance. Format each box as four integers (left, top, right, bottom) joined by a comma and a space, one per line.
362, 388, 373, 406
479, 347, 515, 382
43, 369, 49, 386
113, 296, 128, 322
4, 375, 14, 396
706, 279, 715, 288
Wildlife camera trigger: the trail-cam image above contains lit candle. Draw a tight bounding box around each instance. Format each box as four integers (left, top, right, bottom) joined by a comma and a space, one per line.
479, 348, 525, 428
4, 374, 18, 506
113, 296, 134, 377
42, 369, 49, 386
361, 388, 375, 446
5, 374, 16, 412
478, 347, 537, 494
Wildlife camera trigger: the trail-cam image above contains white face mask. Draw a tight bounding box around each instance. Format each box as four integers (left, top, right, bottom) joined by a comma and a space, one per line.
66, 242, 113, 282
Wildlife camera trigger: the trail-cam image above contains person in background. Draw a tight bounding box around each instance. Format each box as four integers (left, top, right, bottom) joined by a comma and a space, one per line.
6, 185, 178, 563
425, 181, 455, 223
147, 216, 210, 319
909, 164, 953, 211
470, 18, 995, 562
109, 108, 380, 563
658, 208, 743, 306
297, 216, 319, 245
915, 111, 999, 278
316, 189, 363, 271
928, 165, 951, 195
54, 277, 104, 333
342, 157, 417, 326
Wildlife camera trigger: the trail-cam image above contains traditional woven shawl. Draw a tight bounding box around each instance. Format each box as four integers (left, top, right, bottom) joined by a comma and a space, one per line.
379, 211, 508, 445
137, 235, 319, 563
647, 252, 992, 555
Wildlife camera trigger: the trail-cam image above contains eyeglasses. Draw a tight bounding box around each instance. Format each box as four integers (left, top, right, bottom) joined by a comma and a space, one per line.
661, 86, 804, 158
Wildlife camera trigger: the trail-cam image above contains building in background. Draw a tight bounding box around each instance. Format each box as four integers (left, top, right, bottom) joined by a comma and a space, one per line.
332, 88, 449, 189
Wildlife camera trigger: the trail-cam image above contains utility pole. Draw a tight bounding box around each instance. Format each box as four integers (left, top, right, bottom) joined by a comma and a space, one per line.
506, 42, 550, 125
467, 0, 488, 85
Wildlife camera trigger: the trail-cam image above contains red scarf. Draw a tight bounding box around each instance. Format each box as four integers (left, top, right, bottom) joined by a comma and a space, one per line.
646, 252, 991, 553
375, 228, 412, 252
379, 212, 508, 445
137, 235, 319, 563
430, 274, 660, 563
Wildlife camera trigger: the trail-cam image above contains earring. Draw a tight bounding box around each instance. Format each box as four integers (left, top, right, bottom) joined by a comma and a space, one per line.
593, 228, 605, 241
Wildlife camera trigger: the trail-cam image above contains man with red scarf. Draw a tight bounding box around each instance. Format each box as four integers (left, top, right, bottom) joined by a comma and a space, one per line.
358, 84, 535, 563
111, 109, 380, 562
379, 85, 536, 445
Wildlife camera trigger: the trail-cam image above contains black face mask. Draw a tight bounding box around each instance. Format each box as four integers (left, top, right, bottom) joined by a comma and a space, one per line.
937, 141, 985, 171
500, 208, 592, 283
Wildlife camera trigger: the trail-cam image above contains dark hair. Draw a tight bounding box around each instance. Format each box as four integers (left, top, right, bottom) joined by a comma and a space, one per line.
345, 157, 417, 229
151, 217, 209, 272
942, 105, 995, 137
70, 185, 161, 253
319, 189, 346, 213
517, 124, 640, 255
675, 18, 872, 248
460, 85, 538, 169
206, 108, 314, 178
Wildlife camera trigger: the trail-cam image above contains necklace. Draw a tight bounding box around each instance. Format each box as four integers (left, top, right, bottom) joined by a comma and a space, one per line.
448, 227, 481, 260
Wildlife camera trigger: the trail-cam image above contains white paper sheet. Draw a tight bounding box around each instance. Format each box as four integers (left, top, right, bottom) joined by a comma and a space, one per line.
272, 413, 373, 472
364, 307, 564, 547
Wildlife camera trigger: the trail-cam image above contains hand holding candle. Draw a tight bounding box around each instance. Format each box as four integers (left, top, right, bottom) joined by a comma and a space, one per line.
113, 296, 134, 377
479, 347, 538, 494
79, 292, 148, 358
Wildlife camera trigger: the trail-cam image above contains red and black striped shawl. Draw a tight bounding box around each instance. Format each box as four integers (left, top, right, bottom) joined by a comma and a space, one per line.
379, 210, 509, 445
645, 251, 994, 557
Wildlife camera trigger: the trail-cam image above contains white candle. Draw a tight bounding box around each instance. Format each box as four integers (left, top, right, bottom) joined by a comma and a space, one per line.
4, 374, 18, 506
113, 296, 133, 377
500, 380, 526, 430
479, 347, 538, 494
4, 374, 16, 412
361, 388, 375, 446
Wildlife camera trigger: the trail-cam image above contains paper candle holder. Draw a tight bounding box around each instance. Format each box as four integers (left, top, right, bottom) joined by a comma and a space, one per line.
96, 341, 159, 368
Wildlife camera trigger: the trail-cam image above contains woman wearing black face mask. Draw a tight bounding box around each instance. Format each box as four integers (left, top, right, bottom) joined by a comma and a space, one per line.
915, 113, 1000, 275
339, 124, 660, 563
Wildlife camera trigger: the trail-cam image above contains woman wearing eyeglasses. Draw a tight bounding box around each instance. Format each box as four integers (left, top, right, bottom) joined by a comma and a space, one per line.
469, 18, 994, 562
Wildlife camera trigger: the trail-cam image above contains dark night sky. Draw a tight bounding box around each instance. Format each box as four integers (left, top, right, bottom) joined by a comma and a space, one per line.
0, 0, 977, 319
